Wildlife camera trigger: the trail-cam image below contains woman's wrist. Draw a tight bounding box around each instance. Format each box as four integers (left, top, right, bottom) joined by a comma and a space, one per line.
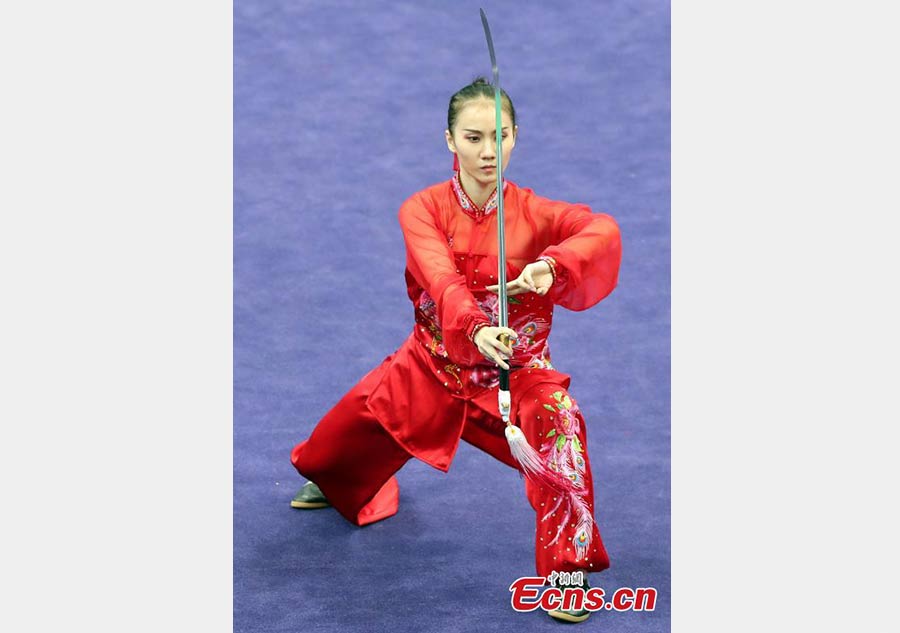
468, 321, 490, 343
537, 256, 557, 285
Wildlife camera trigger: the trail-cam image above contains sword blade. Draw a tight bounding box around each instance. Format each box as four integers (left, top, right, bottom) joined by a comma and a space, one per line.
479, 8, 508, 333
480, 8, 500, 86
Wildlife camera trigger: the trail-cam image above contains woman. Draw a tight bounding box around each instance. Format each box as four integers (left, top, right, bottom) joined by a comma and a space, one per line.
289, 77, 622, 623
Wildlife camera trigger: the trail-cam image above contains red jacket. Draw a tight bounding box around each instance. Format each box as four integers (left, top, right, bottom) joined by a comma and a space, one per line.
365, 174, 622, 471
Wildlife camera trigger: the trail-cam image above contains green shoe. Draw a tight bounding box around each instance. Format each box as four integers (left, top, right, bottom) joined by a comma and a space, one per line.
548, 606, 590, 624
290, 481, 330, 509
547, 572, 591, 623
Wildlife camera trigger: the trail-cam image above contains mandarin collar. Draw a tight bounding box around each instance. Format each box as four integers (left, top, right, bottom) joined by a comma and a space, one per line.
451, 171, 508, 221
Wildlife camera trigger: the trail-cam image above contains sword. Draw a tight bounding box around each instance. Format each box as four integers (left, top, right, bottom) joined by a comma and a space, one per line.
479, 9, 512, 425
477, 8, 588, 552
479, 9, 556, 478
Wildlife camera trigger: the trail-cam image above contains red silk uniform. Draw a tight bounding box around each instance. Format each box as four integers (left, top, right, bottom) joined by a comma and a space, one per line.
292, 173, 622, 576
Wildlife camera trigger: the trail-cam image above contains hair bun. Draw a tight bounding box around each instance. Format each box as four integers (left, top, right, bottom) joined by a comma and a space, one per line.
447, 76, 517, 139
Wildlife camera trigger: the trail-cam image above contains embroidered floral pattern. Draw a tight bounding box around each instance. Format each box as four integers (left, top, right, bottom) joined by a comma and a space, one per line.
412, 248, 556, 390
539, 391, 594, 561
443, 363, 463, 389
461, 292, 556, 388
415, 290, 555, 386
451, 171, 508, 221
414, 291, 448, 358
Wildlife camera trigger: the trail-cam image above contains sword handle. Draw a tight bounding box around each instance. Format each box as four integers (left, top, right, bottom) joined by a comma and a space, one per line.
499, 333, 512, 391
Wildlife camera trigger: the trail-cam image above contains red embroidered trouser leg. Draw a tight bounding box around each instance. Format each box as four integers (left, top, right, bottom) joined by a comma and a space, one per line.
462, 382, 611, 577
291, 371, 611, 575
290, 369, 411, 526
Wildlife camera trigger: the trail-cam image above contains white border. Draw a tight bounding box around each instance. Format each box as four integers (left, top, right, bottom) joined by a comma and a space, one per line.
1, 3, 232, 631
673, 1, 898, 631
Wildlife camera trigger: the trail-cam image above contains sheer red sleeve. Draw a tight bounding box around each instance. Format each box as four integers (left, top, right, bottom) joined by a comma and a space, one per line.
398, 194, 490, 365
538, 202, 622, 311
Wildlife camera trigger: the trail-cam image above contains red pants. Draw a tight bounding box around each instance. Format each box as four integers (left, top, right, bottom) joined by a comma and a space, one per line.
291, 376, 610, 577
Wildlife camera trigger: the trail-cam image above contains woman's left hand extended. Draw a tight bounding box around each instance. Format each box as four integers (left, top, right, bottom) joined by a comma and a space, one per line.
485, 260, 553, 296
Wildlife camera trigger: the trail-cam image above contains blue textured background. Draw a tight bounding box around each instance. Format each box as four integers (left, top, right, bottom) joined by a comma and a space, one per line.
235, 1, 669, 630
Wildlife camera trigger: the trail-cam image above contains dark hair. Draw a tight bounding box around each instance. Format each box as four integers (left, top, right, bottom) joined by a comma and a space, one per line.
447, 76, 517, 134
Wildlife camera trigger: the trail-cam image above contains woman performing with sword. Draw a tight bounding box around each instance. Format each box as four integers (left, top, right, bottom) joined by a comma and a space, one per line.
289, 15, 621, 624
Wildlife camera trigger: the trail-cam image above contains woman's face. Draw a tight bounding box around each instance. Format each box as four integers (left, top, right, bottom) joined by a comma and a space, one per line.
446, 98, 517, 189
